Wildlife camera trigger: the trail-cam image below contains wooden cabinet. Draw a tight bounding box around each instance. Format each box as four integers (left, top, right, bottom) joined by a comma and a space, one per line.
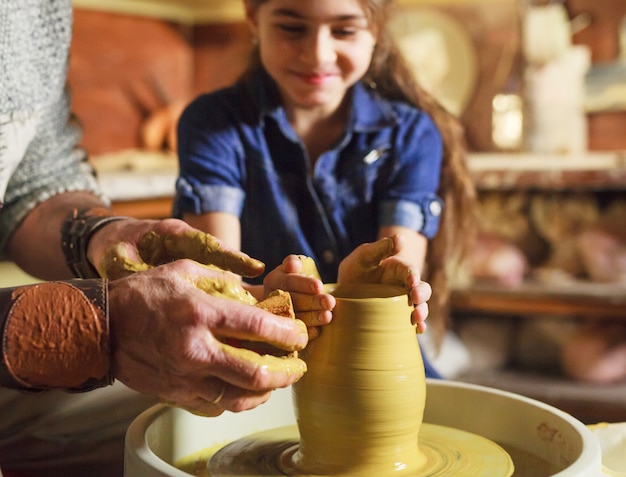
467, 152, 626, 191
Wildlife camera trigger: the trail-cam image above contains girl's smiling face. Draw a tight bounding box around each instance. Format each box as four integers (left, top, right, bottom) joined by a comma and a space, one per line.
246, 0, 377, 117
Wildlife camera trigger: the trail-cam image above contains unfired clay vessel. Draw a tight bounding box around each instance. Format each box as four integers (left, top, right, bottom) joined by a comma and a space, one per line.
289, 283, 426, 476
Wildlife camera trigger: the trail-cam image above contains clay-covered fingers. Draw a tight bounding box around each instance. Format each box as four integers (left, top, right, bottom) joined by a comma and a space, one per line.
373, 257, 419, 288
184, 262, 309, 353
207, 342, 307, 403
284, 290, 334, 340
265, 269, 324, 297
92, 218, 265, 278
138, 228, 265, 277
221, 342, 308, 385
190, 267, 258, 304
263, 255, 322, 291
208, 293, 310, 355
164, 341, 307, 416
295, 254, 322, 279
337, 236, 400, 283
380, 262, 431, 332
410, 279, 432, 307
97, 241, 152, 280
108, 261, 308, 403
131, 221, 265, 277
353, 235, 398, 271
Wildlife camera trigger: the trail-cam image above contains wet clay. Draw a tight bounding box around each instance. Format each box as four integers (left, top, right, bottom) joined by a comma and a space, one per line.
190, 284, 514, 477
256, 290, 298, 318
296, 255, 321, 280
290, 283, 428, 475
138, 230, 265, 277
3, 282, 108, 388
178, 428, 552, 477
193, 270, 258, 304
205, 423, 515, 477
98, 230, 265, 280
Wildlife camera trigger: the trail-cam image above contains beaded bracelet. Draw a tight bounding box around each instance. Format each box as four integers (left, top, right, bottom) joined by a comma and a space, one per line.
61, 207, 128, 278
0, 280, 112, 392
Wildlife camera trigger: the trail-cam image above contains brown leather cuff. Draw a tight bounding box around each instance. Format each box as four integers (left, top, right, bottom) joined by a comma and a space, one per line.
61, 207, 128, 278
0, 279, 112, 393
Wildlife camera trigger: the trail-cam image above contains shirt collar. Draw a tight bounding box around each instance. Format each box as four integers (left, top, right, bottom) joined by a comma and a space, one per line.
349, 82, 400, 133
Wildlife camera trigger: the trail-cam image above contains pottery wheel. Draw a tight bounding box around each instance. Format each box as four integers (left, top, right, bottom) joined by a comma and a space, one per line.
207, 423, 514, 476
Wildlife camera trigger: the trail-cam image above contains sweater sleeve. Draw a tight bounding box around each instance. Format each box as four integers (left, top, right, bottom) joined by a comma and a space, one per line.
0, 2, 108, 253
0, 89, 108, 254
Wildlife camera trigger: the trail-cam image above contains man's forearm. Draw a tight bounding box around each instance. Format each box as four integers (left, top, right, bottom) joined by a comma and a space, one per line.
6, 192, 109, 280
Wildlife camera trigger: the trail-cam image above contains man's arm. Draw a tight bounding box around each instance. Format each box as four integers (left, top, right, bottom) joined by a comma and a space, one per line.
6, 191, 107, 280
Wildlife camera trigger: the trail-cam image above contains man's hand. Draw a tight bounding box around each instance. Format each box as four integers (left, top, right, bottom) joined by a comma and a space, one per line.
108, 260, 308, 416
88, 218, 265, 280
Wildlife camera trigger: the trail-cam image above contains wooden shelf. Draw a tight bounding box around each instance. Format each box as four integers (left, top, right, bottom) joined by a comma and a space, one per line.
451, 281, 626, 320
454, 152, 626, 416
468, 151, 626, 191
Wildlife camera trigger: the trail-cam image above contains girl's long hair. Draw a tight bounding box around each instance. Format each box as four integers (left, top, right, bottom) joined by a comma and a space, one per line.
365, 3, 477, 346
244, 0, 477, 346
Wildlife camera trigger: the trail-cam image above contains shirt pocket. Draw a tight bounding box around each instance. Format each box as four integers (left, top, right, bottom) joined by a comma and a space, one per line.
335, 144, 392, 206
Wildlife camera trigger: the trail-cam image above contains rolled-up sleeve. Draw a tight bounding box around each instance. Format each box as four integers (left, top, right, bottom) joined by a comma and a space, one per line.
175, 177, 245, 217
379, 194, 443, 239
174, 93, 247, 219
378, 106, 444, 239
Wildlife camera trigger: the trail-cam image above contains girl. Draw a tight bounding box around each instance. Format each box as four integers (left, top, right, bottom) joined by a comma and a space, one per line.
174, 0, 476, 375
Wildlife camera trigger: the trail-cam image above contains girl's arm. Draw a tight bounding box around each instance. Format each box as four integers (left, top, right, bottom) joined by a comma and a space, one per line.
183, 211, 268, 299
184, 211, 242, 251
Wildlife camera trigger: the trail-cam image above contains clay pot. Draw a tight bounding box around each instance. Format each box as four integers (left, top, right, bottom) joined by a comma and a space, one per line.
290, 283, 426, 476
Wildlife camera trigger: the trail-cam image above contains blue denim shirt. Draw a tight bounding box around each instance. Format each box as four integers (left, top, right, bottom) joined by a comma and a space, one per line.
175, 70, 444, 284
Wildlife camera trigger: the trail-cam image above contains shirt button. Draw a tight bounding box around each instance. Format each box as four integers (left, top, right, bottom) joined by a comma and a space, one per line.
428, 200, 442, 217
322, 250, 335, 264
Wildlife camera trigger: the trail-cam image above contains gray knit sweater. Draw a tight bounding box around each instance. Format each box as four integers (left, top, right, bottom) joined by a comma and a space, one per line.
0, 0, 105, 252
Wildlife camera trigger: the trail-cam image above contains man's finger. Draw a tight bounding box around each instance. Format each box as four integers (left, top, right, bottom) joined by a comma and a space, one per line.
215, 343, 308, 390
98, 242, 151, 279
138, 230, 265, 277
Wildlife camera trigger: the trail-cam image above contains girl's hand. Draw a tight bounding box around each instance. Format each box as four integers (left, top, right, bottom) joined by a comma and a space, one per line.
263, 255, 335, 340
338, 235, 432, 333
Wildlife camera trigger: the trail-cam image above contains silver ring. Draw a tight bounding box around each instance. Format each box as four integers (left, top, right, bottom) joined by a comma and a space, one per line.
210, 381, 226, 405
